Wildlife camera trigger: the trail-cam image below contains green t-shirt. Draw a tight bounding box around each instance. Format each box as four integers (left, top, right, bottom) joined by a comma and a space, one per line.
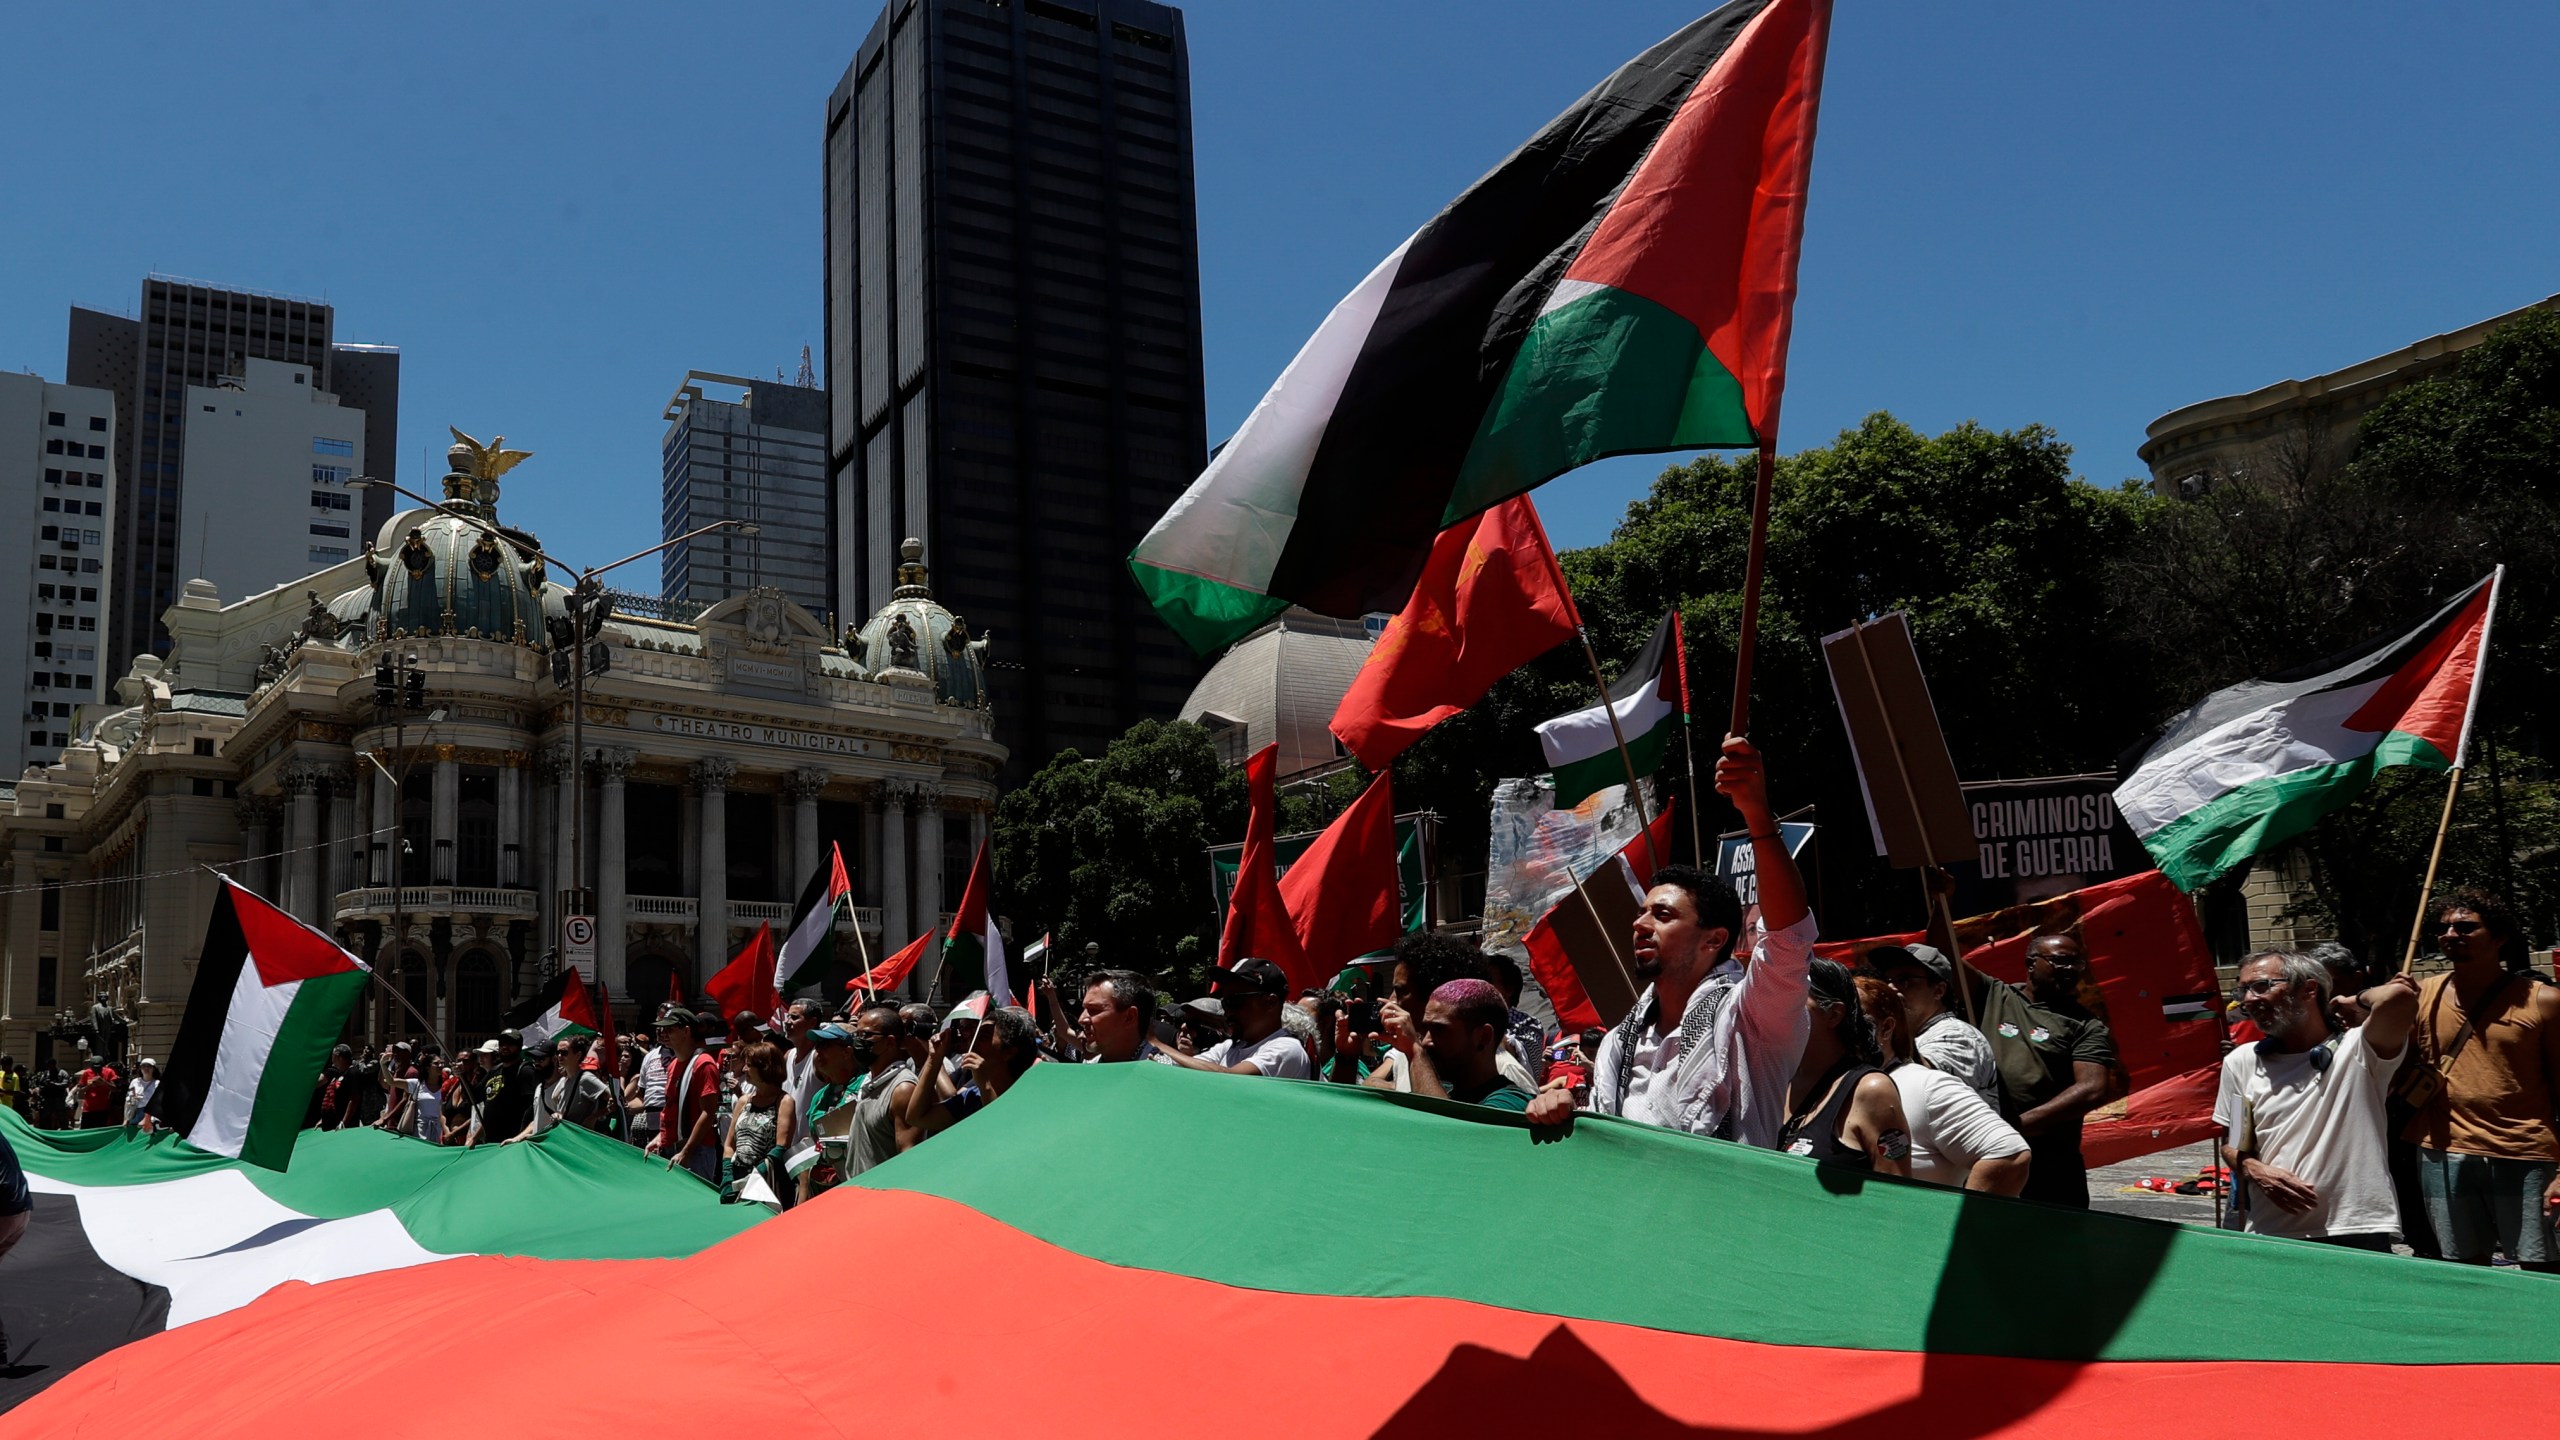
1977, 979, 2116, 1124
1451, 1076, 1533, 1112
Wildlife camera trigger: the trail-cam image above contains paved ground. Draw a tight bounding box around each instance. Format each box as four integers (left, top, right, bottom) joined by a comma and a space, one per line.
2086, 1140, 2224, 1228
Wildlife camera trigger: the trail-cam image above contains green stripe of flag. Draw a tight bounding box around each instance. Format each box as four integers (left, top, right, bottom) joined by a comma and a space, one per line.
1448, 282, 1754, 525
1549, 709, 1675, 808
861, 1063, 2558, 1365
2143, 730, 2448, 892
1127, 562, 1291, 657
241, 968, 371, 1171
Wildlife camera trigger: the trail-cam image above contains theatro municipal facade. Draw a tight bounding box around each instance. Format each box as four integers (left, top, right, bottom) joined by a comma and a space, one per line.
0, 436, 1001, 1069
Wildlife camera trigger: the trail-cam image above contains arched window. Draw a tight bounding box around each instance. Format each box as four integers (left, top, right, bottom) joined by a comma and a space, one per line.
454, 950, 502, 1044
624, 951, 689, 1020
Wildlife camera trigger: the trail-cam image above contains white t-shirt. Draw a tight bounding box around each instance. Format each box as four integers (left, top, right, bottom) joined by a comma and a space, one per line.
1889, 1063, 2026, 1187
785, 1044, 821, 1120
2214, 1025, 2405, 1240
1199, 1030, 1311, 1079
403, 1078, 444, 1142
1913, 1012, 2001, 1108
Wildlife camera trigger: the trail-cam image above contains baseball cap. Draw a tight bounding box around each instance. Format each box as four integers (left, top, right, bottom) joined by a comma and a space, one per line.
1212, 957, 1290, 1000
477, 1038, 503, 1056
654, 1007, 696, 1030
497, 1028, 524, 1045
809, 1022, 856, 1045
1868, 943, 1954, 990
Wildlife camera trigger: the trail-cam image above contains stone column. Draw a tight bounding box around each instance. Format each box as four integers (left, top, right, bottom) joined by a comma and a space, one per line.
325, 769, 356, 910
879, 780, 911, 960
282, 765, 321, 922
692, 757, 736, 979
786, 767, 827, 881
596, 748, 637, 990
235, 795, 276, 897
496, 758, 523, 890
534, 746, 567, 950
913, 785, 945, 1000
431, 748, 459, 885
371, 760, 397, 887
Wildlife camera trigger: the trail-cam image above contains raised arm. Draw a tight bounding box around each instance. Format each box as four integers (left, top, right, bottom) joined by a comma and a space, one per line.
1719, 736, 1805, 932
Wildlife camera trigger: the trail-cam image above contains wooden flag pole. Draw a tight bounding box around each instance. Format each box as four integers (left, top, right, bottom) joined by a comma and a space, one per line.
2397, 564, 2503, 978
2396, 767, 2467, 977
1728, 441, 1777, 736
1575, 630, 1665, 878
1680, 710, 1707, 865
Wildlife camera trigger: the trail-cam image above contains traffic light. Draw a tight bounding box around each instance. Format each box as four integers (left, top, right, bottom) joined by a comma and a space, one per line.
373, 658, 396, 710
403, 665, 426, 712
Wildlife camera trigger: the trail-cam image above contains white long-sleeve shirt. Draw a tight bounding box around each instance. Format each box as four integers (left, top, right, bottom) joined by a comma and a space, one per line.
1589, 912, 1816, 1147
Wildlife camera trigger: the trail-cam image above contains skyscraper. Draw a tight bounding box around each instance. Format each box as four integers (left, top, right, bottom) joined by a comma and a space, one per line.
66, 276, 397, 676
824, 0, 1209, 777
660, 372, 831, 619
0, 373, 117, 774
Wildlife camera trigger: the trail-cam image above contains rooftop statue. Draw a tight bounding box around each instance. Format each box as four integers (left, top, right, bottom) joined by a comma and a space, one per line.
444, 426, 532, 508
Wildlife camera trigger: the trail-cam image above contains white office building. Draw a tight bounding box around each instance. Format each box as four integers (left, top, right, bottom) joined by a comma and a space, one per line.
661, 372, 830, 621
177, 357, 367, 610
0, 373, 118, 774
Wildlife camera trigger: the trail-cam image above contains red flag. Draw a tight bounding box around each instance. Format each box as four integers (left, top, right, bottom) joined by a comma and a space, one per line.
1330, 497, 1580, 769
2082, 1063, 2223, 1169
848, 928, 935, 995
1814, 869, 2223, 1100
592, 982, 618, 1081
666, 971, 685, 1009
1218, 744, 1310, 988
703, 922, 780, 1030
1523, 800, 1677, 1032
1277, 771, 1401, 983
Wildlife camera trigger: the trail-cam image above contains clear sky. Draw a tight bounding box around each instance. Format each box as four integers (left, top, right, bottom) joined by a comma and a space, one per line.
2, 0, 2553, 580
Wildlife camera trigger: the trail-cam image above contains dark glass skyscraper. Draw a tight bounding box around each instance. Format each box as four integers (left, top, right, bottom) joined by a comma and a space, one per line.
824, 0, 1208, 777
67, 277, 397, 674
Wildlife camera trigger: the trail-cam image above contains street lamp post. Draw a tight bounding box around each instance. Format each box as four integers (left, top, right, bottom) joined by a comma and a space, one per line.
348, 477, 754, 993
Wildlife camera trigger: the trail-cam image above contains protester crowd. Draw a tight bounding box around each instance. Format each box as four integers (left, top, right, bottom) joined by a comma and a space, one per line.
2, 739, 2554, 1272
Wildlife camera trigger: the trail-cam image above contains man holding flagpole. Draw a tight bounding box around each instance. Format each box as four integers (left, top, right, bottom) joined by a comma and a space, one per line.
1531, 735, 1813, 1146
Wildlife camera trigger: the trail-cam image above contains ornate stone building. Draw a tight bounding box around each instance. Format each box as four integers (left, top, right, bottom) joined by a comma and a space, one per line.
0, 439, 1000, 1068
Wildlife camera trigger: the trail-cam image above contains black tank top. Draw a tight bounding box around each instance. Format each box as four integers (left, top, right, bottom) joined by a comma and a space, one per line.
1781, 1063, 1881, 1168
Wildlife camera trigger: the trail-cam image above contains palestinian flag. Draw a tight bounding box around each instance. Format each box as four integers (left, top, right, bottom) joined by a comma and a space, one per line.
1524, 799, 1676, 1031
30, 1065, 2560, 1436
1129, 0, 1830, 653
148, 879, 370, 1171
0, 1108, 758, 1410
1535, 611, 1684, 807
776, 842, 855, 995
2116, 570, 2499, 892
943, 839, 1011, 1005
504, 967, 602, 1051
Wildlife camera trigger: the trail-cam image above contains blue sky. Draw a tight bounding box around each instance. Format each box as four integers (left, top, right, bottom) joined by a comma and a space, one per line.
2, 1, 2553, 577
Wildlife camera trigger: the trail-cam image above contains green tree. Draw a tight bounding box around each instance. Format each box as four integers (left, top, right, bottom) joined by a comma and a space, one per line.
992, 719, 1243, 993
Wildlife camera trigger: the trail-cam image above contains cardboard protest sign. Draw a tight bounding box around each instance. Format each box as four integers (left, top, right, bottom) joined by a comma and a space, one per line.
1820, 614, 1976, 868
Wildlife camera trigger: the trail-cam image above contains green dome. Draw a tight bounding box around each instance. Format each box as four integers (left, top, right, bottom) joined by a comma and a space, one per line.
363, 460, 552, 647
853, 538, 990, 708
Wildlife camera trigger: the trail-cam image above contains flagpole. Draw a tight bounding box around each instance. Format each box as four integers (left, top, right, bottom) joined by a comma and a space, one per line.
2396, 567, 2504, 977
1729, 440, 1777, 736
1572, 862, 1642, 1003
1574, 631, 1665, 878
1675, 612, 1705, 864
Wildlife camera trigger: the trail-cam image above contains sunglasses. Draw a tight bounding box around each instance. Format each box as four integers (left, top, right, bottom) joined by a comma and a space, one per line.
2440, 919, 2485, 935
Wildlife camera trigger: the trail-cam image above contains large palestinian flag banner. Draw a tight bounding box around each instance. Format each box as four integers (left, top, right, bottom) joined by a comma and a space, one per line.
1130, 0, 1830, 653
148, 878, 369, 1170
21, 1064, 2560, 1434
0, 1110, 759, 1411
2116, 570, 2498, 892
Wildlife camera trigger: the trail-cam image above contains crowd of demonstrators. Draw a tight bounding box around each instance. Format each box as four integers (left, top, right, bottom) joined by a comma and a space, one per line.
1854, 976, 2028, 1193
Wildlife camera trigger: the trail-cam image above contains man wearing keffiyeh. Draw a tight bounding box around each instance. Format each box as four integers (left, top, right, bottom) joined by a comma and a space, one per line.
1529, 736, 1815, 1147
